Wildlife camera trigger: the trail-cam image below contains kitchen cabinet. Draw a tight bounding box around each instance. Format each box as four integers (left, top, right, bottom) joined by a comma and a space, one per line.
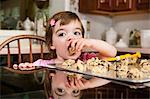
97, 0, 133, 11
136, 0, 150, 10
79, 0, 150, 16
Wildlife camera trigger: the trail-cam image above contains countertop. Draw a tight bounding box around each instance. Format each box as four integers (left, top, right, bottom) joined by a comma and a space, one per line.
0, 30, 34, 44
0, 45, 149, 55
0, 45, 49, 55
82, 47, 150, 55
117, 47, 150, 54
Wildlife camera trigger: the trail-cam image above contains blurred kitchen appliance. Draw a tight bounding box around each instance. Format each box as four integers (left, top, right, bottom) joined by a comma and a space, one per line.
81, 19, 90, 39
140, 29, 150, 48
115, 39, 128, 48
23, 17, 34, 30
106, 27, 117, 45
129, 29, 141, 48
34, 0, 48, 36
35, 0, 49, 9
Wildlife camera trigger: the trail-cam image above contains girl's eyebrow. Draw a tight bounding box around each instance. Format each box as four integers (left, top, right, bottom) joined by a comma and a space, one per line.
55, 29, 64, 34
75, 27, 82, 31
55, 28, 82, 33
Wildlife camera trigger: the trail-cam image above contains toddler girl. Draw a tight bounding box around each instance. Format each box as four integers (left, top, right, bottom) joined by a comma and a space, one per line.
33, 11, 117, 99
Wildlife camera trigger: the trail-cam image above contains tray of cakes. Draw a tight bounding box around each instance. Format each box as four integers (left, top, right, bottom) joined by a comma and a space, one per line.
46, 52, 150, 86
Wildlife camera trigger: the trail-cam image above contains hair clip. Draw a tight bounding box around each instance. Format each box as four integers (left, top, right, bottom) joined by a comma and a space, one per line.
49, 19, 56, 27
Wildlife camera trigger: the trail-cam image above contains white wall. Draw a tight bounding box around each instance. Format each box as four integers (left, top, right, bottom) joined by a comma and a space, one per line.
112, 13, 150, 44
81, 14, 112, 39
113, 13, 150, 34
49, 0, 71, 17
81, 13, 150, 40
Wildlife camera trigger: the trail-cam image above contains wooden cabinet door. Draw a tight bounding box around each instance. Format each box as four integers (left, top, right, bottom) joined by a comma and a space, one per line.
79, 0, 97, 12
79, 0, 134, 12
78, 0, 149, 15
97, 0, 113, 11
114, 0, 133, 11
136, 0, 150, 10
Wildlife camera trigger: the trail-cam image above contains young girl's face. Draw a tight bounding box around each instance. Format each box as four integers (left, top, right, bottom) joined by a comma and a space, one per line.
51, 20, 83, 60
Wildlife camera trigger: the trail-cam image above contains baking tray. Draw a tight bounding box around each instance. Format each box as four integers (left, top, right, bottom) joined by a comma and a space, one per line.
43, 64, 150, 84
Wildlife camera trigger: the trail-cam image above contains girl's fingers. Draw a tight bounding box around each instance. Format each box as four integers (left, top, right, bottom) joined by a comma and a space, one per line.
65, 81, 71, 88
75, 79, 84, 89
49, 72, 56, 77
66, 77, 87, 90
71, 39, 78, 48
75, 39, 85, 51
74, 78, 80, 89
77, 42, 85, 52
70, 78, 76, 89
74, 78, 85, 90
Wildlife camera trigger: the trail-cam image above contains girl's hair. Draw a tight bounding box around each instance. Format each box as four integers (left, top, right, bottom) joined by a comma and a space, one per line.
45, 11, 85, 58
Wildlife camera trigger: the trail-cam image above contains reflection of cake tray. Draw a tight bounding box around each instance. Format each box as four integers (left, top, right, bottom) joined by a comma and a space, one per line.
42, 64, 150, 88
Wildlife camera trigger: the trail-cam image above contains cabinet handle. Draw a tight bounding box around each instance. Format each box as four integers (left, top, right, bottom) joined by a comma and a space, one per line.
109, 1, 111, 7
116, 0, 119, 7
99, 0, 111, 7
129, 0, 132, 9
138, 0, 141, 3
100, 0, 105, 3
116, 0, 127, 7
124, 0, 127, 3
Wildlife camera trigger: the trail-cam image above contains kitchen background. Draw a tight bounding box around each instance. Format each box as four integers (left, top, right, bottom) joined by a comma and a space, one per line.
0, 0, 150, 47
0, 0, 150, 98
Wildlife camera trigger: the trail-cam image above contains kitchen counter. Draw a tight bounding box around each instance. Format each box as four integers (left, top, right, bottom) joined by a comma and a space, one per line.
0, 45, 49, 55
0, 30, 49, 55
0, 30, 34, 44
117, 47, 150, 54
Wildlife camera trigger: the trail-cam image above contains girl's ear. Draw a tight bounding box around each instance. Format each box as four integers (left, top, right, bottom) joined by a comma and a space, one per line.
50, 45, 56, 50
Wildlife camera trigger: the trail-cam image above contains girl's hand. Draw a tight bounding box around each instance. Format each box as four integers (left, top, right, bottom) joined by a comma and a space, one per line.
70, 38, 92, 52
70, 38, 117, 58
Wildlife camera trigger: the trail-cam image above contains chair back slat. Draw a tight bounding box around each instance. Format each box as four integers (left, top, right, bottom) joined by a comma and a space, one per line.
7, 44, 11, 67
40, 41, 44, 59
29, 39, 33, 63
17, 39, 22, 64
0, 35, 46, 67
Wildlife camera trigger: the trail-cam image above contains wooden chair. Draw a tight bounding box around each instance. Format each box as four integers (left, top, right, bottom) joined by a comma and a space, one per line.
0, 35, 52, 98
0, 35, 47, 74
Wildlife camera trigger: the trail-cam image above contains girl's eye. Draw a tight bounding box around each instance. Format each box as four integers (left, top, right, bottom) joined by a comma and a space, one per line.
58, 32, 66, 37
74, 32, 81, 36
55, 88, 66, 96
72, 89, 80, 97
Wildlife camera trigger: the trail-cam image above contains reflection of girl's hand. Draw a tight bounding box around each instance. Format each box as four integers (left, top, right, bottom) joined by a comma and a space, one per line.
66, 77, 110, 90
66, 77, 91, 90
74, 78, 91, 90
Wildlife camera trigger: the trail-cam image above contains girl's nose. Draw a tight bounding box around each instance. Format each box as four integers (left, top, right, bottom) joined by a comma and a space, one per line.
67, 35, 75, 41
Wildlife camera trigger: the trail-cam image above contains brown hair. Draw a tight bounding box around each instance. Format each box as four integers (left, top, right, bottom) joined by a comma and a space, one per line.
45, 11, 85, 58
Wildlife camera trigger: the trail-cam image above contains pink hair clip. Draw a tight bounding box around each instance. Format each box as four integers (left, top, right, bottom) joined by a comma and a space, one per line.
49, 19, 56, 27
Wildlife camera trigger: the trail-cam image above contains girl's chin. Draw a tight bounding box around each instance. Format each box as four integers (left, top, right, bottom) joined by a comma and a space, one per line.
67, 56, 78, 60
